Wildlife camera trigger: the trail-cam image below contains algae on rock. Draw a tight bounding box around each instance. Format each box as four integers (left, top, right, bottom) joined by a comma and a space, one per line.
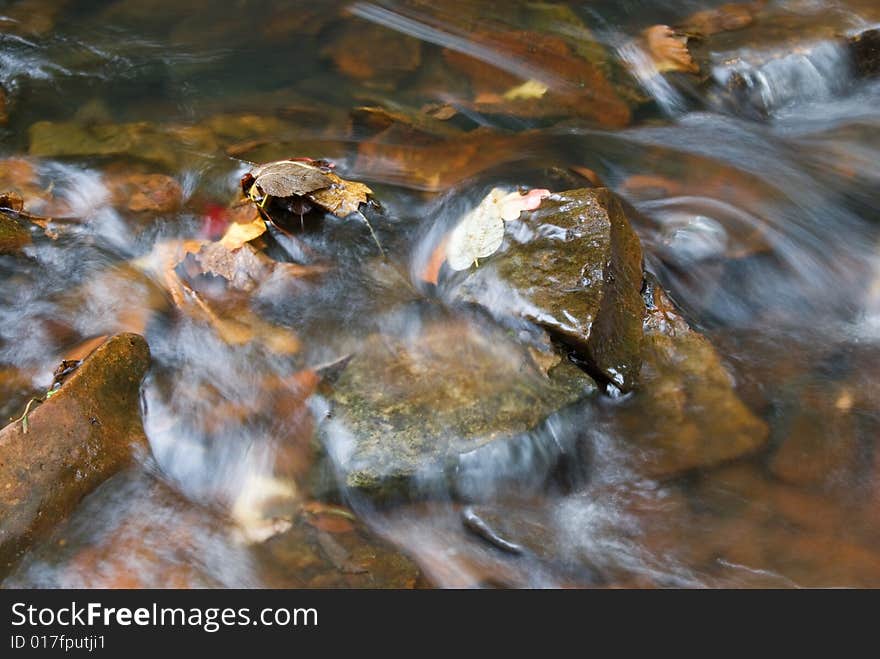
318, 314, 596, 498
453, 187, 645, 391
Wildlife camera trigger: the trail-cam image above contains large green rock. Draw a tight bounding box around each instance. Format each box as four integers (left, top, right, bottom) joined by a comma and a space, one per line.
454, 187, 645, 391
318, 315, 596, 499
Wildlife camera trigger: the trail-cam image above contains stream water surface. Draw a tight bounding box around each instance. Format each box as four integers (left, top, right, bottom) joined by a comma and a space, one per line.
2, 0, 880, 588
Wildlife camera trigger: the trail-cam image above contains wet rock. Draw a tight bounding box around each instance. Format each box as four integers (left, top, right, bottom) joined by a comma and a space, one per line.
28, 120, 217, 170
255, 514, 424, 588
849, 28, 880, 78
0, 213, 30, 254
768, 348, 880, 492
453, 188, 645, 391
318, 312, 596, 499
689, 465, 880, 587
444, 30, 633, 128
685, 6, 866, 117
0, 85, 8, 125
322, 19, 422, 83
0, 333, 151, 576
3, 469, 257, 588
108, 172, 183, 213
462, 504, 552, 558
617, 279, 768, 477
679, 3, 758, 37
0, 0, 68, 37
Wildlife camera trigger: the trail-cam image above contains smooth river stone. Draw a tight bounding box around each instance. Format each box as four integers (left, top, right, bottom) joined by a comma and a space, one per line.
453, 187, 645, 391
318, 315, 596, 499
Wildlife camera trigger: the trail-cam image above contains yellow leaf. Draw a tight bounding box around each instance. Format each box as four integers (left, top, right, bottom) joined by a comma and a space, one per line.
503, 79, 549, 101
219, 216, 266, 250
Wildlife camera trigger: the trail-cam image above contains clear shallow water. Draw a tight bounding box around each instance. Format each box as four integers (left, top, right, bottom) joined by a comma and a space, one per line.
1, 0, 880, 587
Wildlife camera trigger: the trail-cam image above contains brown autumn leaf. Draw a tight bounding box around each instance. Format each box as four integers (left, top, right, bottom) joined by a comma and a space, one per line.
0, 191, 24, 213
307, 171, 373, 217
189, 241, 274, 291
643, 25, 700, 74
243, 159, 373, 220
245, 159, 332, 199
177, 280, 301, 355
133, 237, 306, 353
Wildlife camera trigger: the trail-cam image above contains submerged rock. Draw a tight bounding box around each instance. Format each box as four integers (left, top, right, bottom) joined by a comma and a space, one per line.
0, 213, 30, 254
453, 188, 645, 391
617, 279, 768, 477
768, 347, 880, 492
0, 333, 151, 576
318, 313, 596, 499
849, 28, 879, 78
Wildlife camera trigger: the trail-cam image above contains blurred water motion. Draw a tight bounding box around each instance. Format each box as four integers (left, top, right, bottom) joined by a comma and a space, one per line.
1, 0, 879, 588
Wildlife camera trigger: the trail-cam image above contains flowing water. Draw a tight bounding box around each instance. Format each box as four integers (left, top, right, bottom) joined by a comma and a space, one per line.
1, 0, 880, 587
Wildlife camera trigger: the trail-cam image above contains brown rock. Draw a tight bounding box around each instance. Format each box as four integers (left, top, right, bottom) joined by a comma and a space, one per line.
0, 333, 151, 576
454, 188, 645, 390
769, 349, 880, 492
0, 191, 34, 251
0, 0, 67, 37
109, 173, 183, 213
322, 19, 422, 82
849, 28, 880, 78
443, 30, 632, 128
619, 280, 768, 477
680, 3, 758, 37
0, 212, 31, 254
0, 86, 8, 125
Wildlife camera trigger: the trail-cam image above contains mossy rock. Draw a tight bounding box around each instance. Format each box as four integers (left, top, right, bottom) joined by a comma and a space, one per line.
318, 316, 596, 500
0, 214, 30, 253
453, 187, 645, 391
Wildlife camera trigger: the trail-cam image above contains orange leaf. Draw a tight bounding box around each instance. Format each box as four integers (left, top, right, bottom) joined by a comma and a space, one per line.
421, 237, 449, 285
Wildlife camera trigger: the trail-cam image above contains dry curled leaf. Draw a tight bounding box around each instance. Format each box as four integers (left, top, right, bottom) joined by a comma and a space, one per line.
243, 159, 372, 218
308, 171, 372, 217
245, 160, 332, 198
644, 25, 699, 74
191, 241, 273, 291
